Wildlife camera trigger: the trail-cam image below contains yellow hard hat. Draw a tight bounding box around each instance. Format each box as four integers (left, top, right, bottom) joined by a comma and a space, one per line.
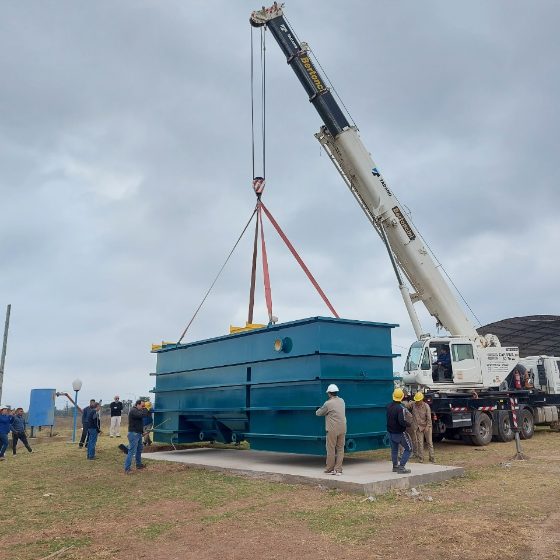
414, 392, 424, 402
393, 388, 404, 402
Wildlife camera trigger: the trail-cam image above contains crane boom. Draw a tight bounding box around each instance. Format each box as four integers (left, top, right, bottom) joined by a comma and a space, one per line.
250, 3, 478, 339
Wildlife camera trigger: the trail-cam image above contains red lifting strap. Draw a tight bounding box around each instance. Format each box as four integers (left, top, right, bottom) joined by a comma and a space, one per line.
260, 202, 339, 318
258, 204, 273, 321
247, 212, 259, 324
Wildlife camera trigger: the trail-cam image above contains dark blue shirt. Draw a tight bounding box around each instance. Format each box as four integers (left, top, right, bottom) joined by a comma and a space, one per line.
0, 415, 14, 434
84, 407, 100, 430
437, 351, 451, 368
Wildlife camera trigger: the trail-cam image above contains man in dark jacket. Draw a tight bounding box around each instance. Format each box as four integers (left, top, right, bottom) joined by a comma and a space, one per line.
0, 407, 14, 460
79, 399, 96, 448
85, 401, 101, 460
387, 388, 412, 474
11, 408, 32, 455
124, 400, 148, 474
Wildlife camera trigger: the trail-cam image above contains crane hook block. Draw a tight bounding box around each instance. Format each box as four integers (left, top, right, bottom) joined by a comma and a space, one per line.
253, 176, 266, 195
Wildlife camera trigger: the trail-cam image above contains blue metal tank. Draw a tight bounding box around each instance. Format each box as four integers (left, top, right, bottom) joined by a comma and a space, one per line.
151, 317, 397, 454
28, 388, 56, 427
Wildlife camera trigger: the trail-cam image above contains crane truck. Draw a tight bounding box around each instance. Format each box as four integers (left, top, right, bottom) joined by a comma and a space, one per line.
250, 3, 560, 445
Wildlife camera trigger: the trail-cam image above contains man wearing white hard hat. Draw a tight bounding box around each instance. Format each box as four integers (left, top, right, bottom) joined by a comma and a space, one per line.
316, 384, 347, 475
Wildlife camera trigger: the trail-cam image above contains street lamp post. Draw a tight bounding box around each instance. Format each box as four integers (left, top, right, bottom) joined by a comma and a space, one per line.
71, 379, 83, 443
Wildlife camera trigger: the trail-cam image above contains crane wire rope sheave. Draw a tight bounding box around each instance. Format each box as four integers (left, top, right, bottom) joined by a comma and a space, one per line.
176, 24, 338, 345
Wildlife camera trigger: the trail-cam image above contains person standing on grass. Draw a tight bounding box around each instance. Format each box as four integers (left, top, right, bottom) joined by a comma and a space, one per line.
85, 401, 101, 460
79, 399, 96, 449
0, 407, 14, 461
11, 408, 32, 455
124, 400, 148, 474
109, 395, 123, 438
316, 384, 347, 475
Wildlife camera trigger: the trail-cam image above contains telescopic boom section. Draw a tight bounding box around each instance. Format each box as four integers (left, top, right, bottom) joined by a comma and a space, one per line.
250, 3, 349, 138
250, 3, 479, 340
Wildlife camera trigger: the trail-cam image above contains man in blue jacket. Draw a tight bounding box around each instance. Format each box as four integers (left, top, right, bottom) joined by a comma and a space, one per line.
386, 389, 413, 474
85, 401, 101, 460
11, 408, 32, 455
0, 406, 14, 460
79, 399, 96, 449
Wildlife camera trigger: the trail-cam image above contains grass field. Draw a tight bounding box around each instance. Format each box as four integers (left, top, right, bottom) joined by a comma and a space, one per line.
1, 418, 559, 560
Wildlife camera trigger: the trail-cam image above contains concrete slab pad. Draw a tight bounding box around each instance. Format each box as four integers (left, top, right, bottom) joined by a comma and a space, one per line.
146, 448, 464, 495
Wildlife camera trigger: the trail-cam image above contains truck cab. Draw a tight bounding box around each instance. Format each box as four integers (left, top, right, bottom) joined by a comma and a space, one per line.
402, 338, 518, 390
402, 338, 479, 387
519, 356, 560, 395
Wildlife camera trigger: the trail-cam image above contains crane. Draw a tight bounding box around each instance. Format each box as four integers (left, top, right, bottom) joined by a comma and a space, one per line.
250, 3, 519, 390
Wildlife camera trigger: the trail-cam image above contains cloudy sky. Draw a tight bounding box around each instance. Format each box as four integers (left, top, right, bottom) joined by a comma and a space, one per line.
1, 1, 558, 409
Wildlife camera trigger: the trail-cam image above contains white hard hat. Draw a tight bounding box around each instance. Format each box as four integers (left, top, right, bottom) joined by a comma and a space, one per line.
326, 384, 339, 393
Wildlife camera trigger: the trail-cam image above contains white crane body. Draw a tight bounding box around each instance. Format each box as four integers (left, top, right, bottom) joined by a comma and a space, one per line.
250, 3, 518, 390
250, 3, 560, 447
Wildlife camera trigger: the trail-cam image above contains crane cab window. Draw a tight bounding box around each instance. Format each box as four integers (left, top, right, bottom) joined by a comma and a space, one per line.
404, 341, 424, 371
420, 348, 431, 370
451, 344, 474, 362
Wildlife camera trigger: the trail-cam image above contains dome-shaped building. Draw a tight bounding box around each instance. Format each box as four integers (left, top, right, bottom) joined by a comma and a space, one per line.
479, 315, 560, 357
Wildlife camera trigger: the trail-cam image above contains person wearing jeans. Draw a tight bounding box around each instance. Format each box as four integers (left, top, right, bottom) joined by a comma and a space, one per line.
79, 399, 96, 449
85, 402, 101, 460
387, 388, 413, 474
124, 400, 148, 474
11, 408, 32, 454
0, 407, 14, 460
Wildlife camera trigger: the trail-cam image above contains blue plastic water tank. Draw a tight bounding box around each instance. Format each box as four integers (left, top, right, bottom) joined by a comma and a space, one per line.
28, 389, 56, 427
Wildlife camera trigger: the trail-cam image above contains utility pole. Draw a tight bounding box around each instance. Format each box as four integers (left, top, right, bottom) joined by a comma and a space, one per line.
0, 304, 11, 404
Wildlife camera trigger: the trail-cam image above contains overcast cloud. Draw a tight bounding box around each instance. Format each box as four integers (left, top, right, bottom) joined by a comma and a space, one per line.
1, 1, 558, 408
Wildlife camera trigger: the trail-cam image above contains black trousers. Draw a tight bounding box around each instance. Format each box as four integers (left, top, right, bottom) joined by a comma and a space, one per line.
79, 424, 89, 446
12, 431, 32, 454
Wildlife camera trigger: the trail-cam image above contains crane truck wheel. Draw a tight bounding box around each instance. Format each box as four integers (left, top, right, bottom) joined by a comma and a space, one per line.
519, 409, 535, 440
470, 411, 493, 446
493, 411, 515, 443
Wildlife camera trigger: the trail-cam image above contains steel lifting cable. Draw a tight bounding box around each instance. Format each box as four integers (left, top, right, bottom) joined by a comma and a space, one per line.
250, 26, 255, 178
261, 26, 266, 178
250, 26, 267, 180
177, 206, 258, 345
